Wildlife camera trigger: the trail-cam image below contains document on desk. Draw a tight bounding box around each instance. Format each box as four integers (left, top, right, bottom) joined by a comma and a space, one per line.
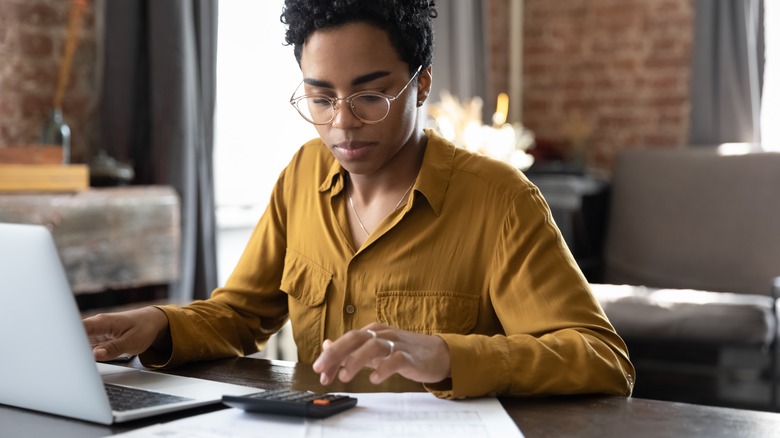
109, 392, 524, 438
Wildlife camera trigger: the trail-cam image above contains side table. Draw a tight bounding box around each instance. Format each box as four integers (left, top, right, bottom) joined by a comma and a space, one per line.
525, 172, 610, 282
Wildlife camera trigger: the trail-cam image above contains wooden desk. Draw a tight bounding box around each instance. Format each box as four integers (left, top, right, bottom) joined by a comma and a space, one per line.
2, 357, 780, 437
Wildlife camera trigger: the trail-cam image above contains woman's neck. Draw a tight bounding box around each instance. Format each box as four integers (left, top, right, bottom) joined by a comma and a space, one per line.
347, 131, 427, 202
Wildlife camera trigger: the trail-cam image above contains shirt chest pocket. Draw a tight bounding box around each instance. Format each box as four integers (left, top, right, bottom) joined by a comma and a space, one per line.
376, 291, 479, 334
280, 252, 332, 362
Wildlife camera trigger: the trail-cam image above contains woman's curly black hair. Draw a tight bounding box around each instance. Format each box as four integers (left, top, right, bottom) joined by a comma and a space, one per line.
281, 0, 437, 74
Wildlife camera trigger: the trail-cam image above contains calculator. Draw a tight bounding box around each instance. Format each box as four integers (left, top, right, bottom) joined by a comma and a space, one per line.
222, 389, 358, 418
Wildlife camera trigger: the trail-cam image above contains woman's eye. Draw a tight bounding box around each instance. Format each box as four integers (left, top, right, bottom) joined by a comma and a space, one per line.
310, 97, 332, 106
356, 94, 384, 103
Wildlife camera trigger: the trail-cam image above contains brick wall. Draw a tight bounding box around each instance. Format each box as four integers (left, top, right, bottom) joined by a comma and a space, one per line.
0, 0, 98, 162
488, 0, 695, 173
1, 0, 695, 172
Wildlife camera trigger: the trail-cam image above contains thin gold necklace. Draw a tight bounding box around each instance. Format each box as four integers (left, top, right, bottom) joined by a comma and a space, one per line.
348, 177, 415, 236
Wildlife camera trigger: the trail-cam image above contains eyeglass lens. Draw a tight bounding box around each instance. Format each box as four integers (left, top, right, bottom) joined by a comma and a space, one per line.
294, 93, 391, 124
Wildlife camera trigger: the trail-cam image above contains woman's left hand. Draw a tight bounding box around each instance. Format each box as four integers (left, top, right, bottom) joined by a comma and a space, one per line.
312, 322, 451, 386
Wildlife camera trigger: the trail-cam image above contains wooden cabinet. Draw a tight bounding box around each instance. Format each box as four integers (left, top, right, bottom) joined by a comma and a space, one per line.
0, 186, 180, 296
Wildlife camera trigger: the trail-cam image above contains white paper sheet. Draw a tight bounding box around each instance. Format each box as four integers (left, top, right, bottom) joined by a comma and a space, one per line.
109, 392, 524, 438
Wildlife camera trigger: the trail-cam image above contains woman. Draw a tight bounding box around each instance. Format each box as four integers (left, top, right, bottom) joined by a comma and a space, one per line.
84, 0, 634, 399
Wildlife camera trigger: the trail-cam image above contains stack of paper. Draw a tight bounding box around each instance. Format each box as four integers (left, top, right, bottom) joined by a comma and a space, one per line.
110, 392, 524, 438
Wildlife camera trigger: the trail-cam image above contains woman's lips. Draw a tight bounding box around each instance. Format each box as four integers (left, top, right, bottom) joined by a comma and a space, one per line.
333, 141, 373, 160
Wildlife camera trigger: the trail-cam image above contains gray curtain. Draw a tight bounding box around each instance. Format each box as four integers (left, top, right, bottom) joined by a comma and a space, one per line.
100, 0, 218, 302
430, 0, 491, 124
689, 0, 764, 145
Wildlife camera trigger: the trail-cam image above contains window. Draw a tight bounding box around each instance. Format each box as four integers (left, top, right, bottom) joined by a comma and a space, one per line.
215, 0, 315, 285
214, 0, 308, 360
762, 1, 779, 150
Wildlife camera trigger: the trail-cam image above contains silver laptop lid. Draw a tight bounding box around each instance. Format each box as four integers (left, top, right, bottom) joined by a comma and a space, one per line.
0, 222, 261, 425
0, 222, 114, 424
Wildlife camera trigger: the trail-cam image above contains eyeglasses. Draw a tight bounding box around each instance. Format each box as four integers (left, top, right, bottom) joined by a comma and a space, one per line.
289, 66, 422, 125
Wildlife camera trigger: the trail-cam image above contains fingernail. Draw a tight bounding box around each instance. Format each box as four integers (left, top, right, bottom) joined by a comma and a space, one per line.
319, 373, 329, 385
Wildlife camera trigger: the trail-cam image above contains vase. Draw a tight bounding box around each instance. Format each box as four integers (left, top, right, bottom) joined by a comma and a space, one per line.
40, 108, 71, 164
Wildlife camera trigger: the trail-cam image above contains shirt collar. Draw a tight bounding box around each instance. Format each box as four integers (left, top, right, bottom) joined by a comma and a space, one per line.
317, 128, 455, 217
414, 128, 454, 216
319, 157, 346, 194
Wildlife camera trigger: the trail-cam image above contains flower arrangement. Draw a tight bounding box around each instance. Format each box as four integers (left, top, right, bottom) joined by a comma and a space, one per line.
54, 0, 88, 110
426, 91, 535, 170
40, 0, 88, 164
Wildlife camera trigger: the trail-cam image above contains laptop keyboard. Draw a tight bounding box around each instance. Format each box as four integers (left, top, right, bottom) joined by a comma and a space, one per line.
105, 383, 194, 412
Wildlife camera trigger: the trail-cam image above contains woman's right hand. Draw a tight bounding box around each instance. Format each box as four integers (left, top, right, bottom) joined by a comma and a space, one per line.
82, 306, 171, 361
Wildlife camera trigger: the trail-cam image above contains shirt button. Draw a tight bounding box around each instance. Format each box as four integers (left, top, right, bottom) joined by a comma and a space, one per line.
345, 304, 356, 314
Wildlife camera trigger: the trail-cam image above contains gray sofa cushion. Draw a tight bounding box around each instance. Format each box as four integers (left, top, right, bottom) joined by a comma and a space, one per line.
591, 284, 777, 348
603, 148, 780, 297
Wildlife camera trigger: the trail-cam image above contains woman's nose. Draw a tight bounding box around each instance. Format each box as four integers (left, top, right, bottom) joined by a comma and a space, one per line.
330, 100, 363, 129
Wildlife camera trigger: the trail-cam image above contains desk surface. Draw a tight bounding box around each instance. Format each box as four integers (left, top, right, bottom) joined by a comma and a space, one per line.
2, 357, 779, 438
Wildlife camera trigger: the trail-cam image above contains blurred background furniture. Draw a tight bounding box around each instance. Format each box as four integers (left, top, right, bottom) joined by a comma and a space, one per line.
0, 186, 181, 313
590, 148, 780, 411
525, 169, 610, 283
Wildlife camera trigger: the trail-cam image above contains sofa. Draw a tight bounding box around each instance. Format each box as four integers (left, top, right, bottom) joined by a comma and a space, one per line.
588, 147, 780, 411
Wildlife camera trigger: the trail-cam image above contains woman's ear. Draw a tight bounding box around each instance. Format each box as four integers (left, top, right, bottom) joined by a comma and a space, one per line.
416, 66, 433, 106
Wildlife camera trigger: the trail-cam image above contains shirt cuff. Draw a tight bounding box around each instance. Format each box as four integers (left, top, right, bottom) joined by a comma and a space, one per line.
138, 305, 180, 369
424, 333, 509, 399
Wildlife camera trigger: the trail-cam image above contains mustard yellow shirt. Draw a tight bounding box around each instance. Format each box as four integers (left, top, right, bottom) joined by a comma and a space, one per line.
143, 129, 634, 399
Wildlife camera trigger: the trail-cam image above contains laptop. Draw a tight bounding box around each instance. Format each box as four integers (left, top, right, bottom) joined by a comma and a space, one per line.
0, 222, 260, 424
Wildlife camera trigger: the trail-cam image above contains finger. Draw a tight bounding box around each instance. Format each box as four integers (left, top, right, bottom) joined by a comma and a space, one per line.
313, 329, 371, 374
315, 328, 393, 385
82, 313, 111, 337
92, 338, 126, 361
363, 321, 391, 333
336, 338, 396, 383
369, 349, 406, 384
315, 339, 338, 385
313, 323, 395, 384
314, 332, 364, 385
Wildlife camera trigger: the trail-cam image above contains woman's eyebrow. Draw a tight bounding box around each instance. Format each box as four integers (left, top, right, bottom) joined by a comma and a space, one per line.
352, 71, 390, 86
303, 71, 391, 88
